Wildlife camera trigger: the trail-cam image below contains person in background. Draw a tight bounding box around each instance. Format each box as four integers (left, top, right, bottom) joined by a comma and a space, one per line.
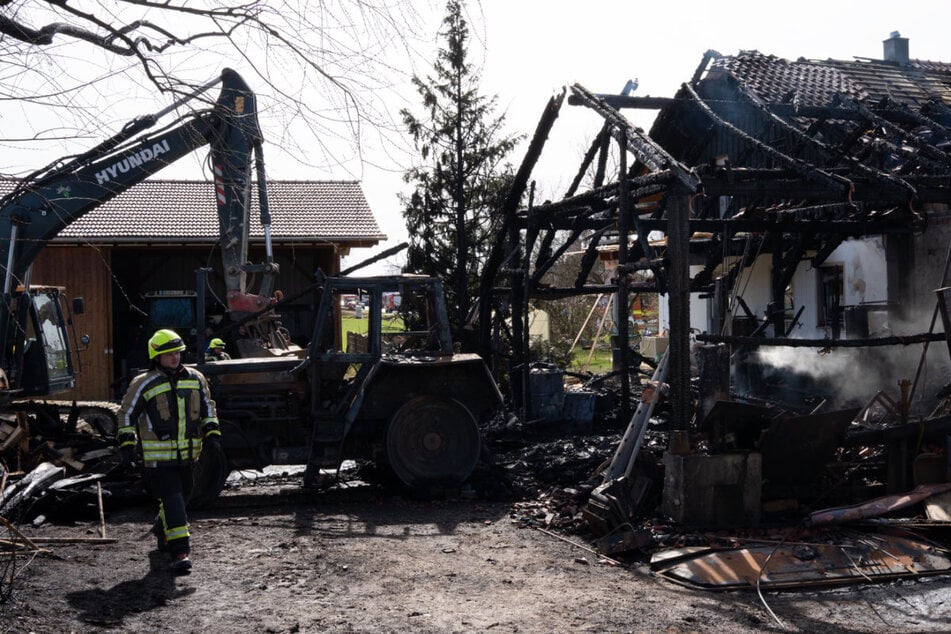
116, 329, 221, 574
205, 337, 231, 361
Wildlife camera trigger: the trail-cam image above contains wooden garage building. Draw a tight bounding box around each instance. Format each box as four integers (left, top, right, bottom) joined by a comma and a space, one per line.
25, 179, 385, 401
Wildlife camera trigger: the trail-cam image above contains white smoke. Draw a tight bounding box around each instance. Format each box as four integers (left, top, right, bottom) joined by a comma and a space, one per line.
756, 346, 856, 382
754, 339, 951, 412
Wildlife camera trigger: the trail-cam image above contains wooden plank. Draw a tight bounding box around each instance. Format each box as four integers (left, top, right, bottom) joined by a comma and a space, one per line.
31, 245, 114, 401
0, 516, 40, 550
925, 491, 951, 521
0, 423, 24, 451
25, 537, 117, 544
97, 482, 106, 539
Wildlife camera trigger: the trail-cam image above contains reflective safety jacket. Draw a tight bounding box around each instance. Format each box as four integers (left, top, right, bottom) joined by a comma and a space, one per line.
117, 364, 220, 466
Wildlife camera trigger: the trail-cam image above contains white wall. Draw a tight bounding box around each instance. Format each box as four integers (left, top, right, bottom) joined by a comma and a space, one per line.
657, 236, 888, 339
727, 256, 773, 334
788, 236, 887, 339
658, 264, 715, 335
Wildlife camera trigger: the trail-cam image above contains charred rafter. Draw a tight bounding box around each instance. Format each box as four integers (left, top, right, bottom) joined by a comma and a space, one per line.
486, 56, 951, 429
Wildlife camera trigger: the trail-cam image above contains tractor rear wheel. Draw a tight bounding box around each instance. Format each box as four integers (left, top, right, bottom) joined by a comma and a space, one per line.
385, 395, 480, 488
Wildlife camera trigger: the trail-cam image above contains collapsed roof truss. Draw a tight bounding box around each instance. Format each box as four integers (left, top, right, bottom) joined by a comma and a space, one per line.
482, 50, 951, 426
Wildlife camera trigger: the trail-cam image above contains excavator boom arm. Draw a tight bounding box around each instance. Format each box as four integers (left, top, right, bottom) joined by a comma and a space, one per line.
0, 68, 275, 390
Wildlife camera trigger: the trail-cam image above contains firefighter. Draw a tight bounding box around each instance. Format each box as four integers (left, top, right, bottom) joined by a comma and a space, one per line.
117, 328, 221, 574
205, 337, 231, 361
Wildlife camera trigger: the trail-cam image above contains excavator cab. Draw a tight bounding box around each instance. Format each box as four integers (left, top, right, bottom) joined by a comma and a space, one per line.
10, 286, 81, 397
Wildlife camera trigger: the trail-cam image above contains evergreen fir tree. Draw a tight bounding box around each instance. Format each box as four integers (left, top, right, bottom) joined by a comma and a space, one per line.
400, 0, 520, 342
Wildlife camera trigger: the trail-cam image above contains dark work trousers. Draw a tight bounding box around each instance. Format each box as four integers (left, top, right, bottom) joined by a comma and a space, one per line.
142, 464, 194, 556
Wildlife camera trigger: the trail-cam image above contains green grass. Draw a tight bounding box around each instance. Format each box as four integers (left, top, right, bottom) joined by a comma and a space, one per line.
567, 333, 644, 374
342, 313, 617, 375
341, 313, 405, 342
341, 315, 367, 337
568, 346, 614, 374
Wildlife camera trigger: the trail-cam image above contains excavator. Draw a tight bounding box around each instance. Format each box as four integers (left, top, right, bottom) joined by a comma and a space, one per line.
0, 68, 282, 431
0, 68, 502, 502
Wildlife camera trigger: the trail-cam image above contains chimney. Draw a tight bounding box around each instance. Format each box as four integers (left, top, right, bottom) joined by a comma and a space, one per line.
883, 31, 909, 65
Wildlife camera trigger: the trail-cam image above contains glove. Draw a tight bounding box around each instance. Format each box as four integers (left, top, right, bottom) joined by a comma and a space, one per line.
119, 445, 136, 466
204, 434, 222, 451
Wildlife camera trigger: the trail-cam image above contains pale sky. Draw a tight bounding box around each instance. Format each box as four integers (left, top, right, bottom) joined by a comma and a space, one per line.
345, 0, 951, 273
2, 1, 948, 275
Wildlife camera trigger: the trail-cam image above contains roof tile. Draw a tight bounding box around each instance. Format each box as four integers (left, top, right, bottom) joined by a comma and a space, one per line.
0, 179, 386, 244
710, 50, 951, 109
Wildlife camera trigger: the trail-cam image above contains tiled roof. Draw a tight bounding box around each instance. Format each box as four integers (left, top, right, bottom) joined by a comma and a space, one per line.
709, 50, 951, 109
0, 179, 385, 245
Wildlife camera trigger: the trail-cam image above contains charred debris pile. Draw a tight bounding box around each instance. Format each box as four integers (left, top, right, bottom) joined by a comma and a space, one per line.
465, 43, 951, 588
0, 402, 134, 523
1, 337, 951, 592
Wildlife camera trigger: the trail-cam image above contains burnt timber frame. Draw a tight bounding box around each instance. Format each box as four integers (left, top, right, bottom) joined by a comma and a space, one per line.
480, 57, 951, 435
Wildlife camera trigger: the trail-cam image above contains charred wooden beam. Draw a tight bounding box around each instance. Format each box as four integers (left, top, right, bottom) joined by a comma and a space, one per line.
535, 213, 917, 236
575, 226, 609, 288
698, 172, 945, 203
566, 124, 611, 198
531, 226, 583, 285
811, 237, 844, 267
769, 230, 785, 336
773, 202, 858, 222
715, 236, 755, 308
682, 82, 853, 197
593, 126, 612, 189
523, 206, 542, 278
784, 304, 806, 336
617, 138, 657, 265
734, 295, 757, 322
691, 49, 721, 86
778, 232, 809, 292
837, 94, 951, 166
616, 142, 633, 424
667, 193, 693, 434
570, 83, 701, 191
636, 217, 916, 235
575, 93, 940, 128
519, 283, 660, 299
696, 332, 947, 347
690, 234, 725, 289
522, 176, 672, 224
526, 181, 618, 220
339, 241, 407, 276
516, 179, 669, 229
531, 228, 556, 279
698, 164, 946, 204
878, 96, 951, 145
479, 89, 565, 360
567, 94, 677, 111
731, 82, 917, 200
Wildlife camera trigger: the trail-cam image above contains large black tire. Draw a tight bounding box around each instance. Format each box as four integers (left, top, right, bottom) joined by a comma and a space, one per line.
384, 395, 481, 488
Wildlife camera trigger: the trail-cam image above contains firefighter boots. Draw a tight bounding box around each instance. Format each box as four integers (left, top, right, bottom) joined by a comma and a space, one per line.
170, 552, 192, 574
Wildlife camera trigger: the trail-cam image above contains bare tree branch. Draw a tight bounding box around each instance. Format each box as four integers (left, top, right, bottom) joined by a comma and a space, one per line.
0, 0, 430, 176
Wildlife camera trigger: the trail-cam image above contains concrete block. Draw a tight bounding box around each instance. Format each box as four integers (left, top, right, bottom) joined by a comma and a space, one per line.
662, 452, 761, 527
